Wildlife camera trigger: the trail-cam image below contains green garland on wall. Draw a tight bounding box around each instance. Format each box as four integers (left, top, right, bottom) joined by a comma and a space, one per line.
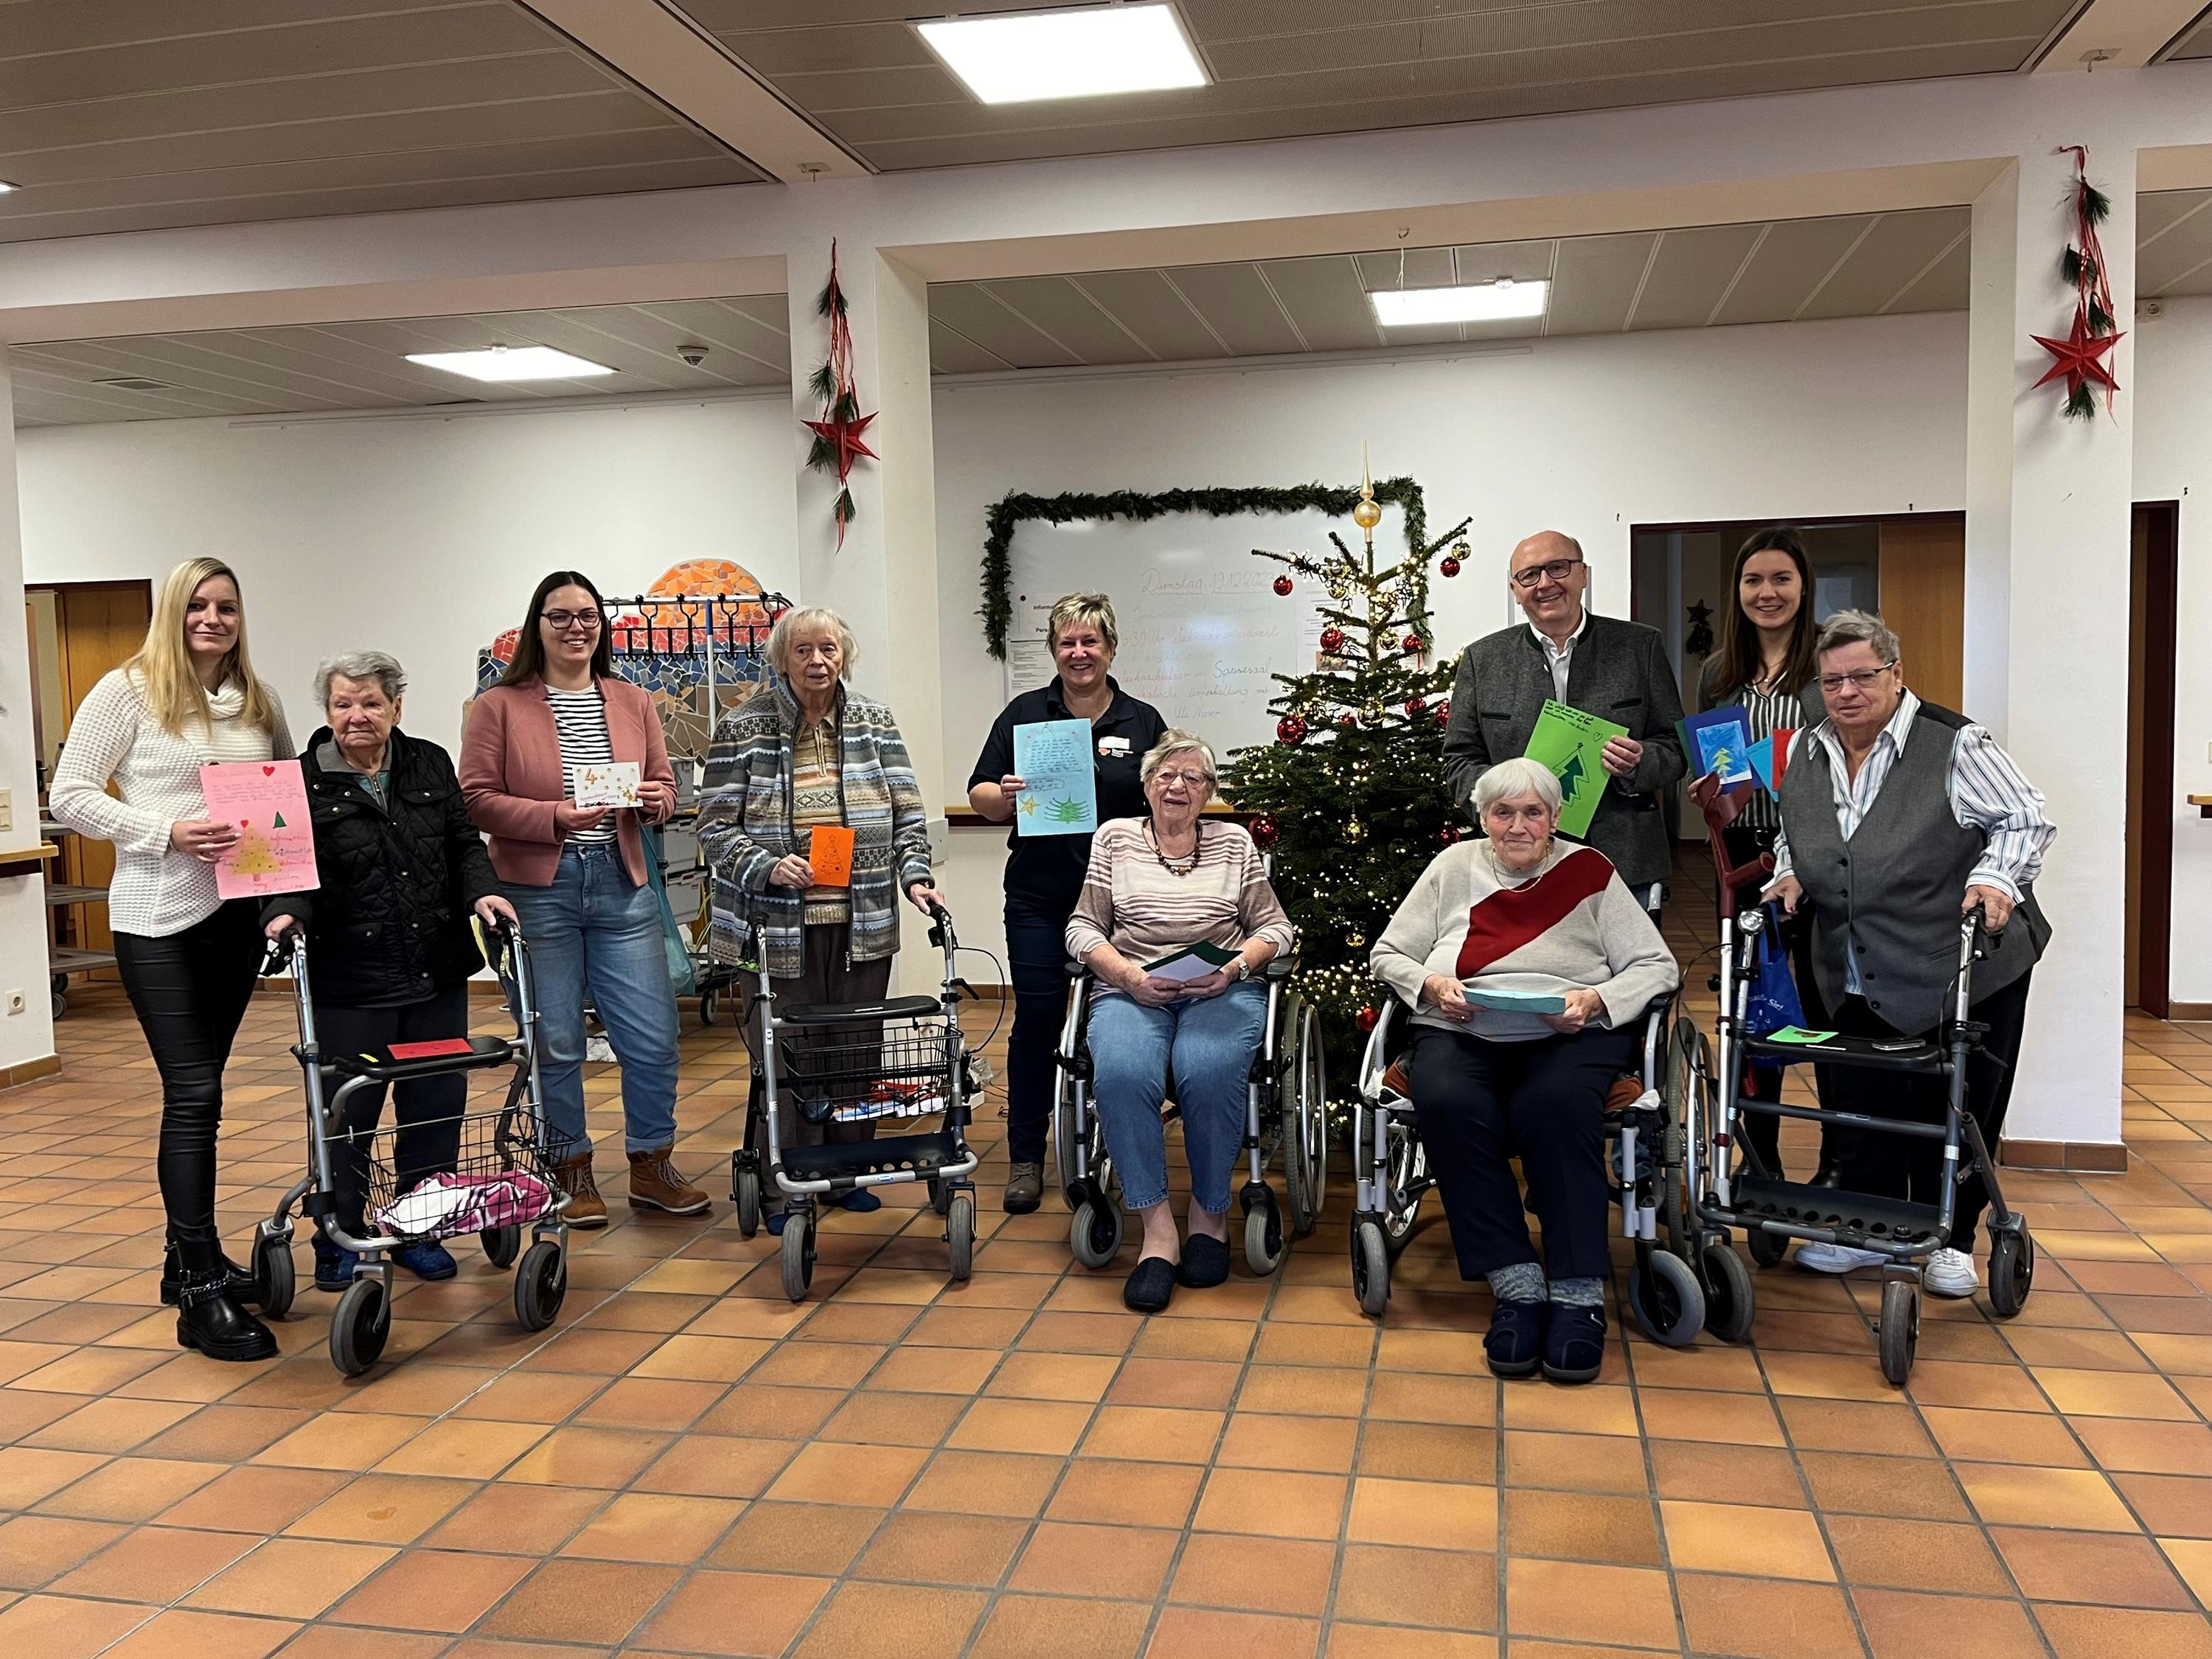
979, 478, 1430, 659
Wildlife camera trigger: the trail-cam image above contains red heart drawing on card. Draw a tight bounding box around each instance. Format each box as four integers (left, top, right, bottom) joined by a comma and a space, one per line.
240, 819, 252, 828
263, 765, 276, 776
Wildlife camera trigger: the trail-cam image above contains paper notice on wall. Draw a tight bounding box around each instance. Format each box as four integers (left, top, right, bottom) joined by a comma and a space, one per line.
201, 759, 319, 900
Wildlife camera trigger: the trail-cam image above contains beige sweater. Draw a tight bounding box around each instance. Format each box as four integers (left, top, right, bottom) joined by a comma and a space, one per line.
1065, 818, 1295, 976
1371, 840, 1677, 1041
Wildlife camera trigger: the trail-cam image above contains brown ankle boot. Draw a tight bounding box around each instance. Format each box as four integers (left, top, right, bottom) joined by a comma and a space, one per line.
554, 1150, 608, 1229
628, 1147, 711, 1215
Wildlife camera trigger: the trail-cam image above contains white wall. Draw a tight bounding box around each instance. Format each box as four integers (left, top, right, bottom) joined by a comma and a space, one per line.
18, 395, 801, 759
2135, 296, 2212, 1004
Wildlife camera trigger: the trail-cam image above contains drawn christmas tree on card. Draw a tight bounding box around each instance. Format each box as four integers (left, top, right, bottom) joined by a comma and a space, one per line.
1046, 797, 1089, 825
229, 824, 282, 876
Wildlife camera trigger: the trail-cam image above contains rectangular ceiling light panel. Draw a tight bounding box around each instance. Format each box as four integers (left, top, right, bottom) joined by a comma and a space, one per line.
404, 345, 614, 383
917, 4, 1208, 104
1370, 280, 1550, 327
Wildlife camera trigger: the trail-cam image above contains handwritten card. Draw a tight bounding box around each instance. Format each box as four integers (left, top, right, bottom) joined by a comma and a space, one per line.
1522, 700, 1628, 840
201, 759, 319, 900
807, 824, 855, 888
1012, 717, 1098, 838
1142, 942, 1237, 982
572, 760, 641, 809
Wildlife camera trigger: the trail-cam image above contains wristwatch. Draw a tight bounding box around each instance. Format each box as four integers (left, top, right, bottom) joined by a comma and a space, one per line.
1231, 956, 1251, 983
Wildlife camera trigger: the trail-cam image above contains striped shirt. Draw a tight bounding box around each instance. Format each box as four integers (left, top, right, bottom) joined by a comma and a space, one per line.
1771, 690, 2054, 995
1731, 678, 1800, 830
546, 685, 617, 845
1065, 818, 1296, 982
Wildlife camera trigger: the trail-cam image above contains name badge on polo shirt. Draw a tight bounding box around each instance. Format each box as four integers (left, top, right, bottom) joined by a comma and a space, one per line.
1097, 736, 1131, 757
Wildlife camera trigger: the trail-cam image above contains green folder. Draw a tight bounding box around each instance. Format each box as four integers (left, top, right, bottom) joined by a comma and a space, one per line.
1523, 699, 1629, 838
1764, 1026, 1840, 1045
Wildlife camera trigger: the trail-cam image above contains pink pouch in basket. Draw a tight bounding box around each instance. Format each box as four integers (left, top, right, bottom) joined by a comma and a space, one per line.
374, 1169, 553, 1239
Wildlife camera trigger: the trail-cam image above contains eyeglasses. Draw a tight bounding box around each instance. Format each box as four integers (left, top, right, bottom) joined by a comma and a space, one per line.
541, 609, 604, 633
1510, 557, 1585, 591
1817, 662, 1897, 695
1152, 769, 1213, 789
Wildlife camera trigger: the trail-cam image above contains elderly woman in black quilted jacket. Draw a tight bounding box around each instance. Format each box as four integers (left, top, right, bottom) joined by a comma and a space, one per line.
264, 650, 514, 1293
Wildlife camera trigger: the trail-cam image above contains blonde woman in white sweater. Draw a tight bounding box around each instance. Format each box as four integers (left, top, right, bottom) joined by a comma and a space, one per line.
49, 557, 293, 1363
1371, 757, 1676, 1386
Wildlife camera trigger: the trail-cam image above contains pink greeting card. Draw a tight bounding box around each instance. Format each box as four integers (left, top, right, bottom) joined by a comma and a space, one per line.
201, 759, 320, 900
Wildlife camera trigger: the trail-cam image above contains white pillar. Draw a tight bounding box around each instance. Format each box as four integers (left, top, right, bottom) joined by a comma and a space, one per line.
1964, 140, 2136, 1155
0, 345, 60, 1080
784, 234, 947, 993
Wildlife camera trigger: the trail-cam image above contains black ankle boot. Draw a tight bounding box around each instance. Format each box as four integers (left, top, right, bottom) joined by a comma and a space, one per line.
1810, 1156, 1845, 1190
160, 1240, 258, 1308
173, 1249, 278, 1363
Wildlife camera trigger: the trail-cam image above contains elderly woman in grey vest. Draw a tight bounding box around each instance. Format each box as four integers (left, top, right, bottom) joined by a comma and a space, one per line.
1371, 757, 1677, 1385
1764, 610, 2054, 1301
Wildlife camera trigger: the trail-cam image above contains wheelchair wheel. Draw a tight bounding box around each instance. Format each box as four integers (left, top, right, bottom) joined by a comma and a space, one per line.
1382, 1131, 1427, 1258
514, 1239, 566, 1332
734, 1160, 762, 1239
698, 987, 719, 1026
481, 1225, 521, 1270
1627, 1250, 1705, 1347
1878, 1276, 1920, 1386
1352, 1220, 1391, 1318
1282, 999, 1328, 1237
1243, 1194, 1286, 1278
946, 1193, 975, 1283
330, 1275, 389, 1377
1702, 1239, 1756, 1343
1052, 1078, 1085, 1202
1987, 1226, 2034, 1319
1747, 1226, 1789, 1269
780, 1210, 817, 1301
1070, 1196, 1121, 1270
250, 1228, 296, 1321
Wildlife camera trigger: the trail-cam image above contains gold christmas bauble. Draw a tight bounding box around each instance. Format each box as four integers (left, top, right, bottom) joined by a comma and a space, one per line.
1352, 498, 1383, 531
1346, 932, 1366, 949
1346, 818, 1366, 842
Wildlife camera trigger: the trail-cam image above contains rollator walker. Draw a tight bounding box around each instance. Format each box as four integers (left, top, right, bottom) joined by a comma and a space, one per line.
255, 917, 572, 1376
731, 900, 982, 1301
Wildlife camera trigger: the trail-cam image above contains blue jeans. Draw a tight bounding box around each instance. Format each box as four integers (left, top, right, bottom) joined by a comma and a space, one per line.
508, 844, 681, 1155
1088, 980, 1266, 1213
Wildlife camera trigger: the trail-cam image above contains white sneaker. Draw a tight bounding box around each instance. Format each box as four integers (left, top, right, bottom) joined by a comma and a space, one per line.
1922, 1247, 1980, 1298
1792, 1241, 1886, 1273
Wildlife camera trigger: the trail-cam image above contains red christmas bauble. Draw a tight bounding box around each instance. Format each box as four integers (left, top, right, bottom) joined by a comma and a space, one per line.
1402, 633, 1422, 655
1436, 704, 1451, 728
1404, 697, 1427, 718
1273, 574, 1295, 597
1356, 1005, 1379, 1033
1317, 625, 1345, 653
1439, 557, 1461, 578
1339, 712, 1358, 728
1276, 714, 1308, 745
1441, 824, 1461, 844
1250, 812, 1281, 850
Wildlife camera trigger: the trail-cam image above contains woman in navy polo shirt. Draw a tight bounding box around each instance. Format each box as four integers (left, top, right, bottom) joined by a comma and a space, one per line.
970, 594, 1166, 1215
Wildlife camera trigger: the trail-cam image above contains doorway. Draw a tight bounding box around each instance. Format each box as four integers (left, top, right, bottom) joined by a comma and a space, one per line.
29, 579, 153, 968
2126, 502, 2179, 1018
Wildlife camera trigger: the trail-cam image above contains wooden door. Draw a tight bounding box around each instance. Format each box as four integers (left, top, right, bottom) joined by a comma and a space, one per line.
38, 582, 153, 960
1877, 516, 1966, 714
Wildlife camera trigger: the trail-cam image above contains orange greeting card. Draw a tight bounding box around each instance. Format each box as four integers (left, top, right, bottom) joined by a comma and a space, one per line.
808, 824, 855, 888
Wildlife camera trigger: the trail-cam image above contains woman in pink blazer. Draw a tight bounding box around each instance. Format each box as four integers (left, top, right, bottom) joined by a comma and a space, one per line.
459, 570, 704, 1227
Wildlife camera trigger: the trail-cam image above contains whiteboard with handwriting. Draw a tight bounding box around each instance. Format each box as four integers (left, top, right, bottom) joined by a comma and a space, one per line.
1002, 500, 1408, 756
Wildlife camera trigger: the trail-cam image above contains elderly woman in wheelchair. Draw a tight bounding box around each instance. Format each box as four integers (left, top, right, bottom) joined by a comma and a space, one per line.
1065, 730, 1298, 1314
1369, 757, 1678, 1383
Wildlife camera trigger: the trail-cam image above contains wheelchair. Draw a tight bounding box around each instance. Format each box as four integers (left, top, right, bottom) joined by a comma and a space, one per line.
1349, 988, 1709, 1340
1051, 952, 1326, 1277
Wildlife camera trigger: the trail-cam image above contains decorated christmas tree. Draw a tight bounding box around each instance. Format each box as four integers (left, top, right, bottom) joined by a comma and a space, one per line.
1223, 465, 1473, 1083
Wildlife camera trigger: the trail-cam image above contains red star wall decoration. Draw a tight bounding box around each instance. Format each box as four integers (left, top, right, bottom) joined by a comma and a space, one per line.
2031, 306, 2124, 418
802, 240, 878, 547
2037, 146, 2124, 421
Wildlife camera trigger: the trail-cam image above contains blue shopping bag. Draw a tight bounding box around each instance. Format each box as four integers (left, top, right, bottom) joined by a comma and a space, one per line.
1742, 904, 1804, 1082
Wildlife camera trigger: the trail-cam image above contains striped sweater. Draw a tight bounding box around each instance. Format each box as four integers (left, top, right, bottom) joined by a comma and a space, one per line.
697, 674, 933, 979
1065, 818, 1296, 981
1371, 841, 1678, 1041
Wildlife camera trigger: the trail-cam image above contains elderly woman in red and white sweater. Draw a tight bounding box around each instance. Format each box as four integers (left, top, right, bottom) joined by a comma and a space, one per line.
1371, 756, 1677, 1385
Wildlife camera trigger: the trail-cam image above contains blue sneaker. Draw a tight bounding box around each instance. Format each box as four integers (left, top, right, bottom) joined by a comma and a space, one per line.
837, 1189, 882, 1214
393, 1239, 459, 1281
312, 1237, 357, 1293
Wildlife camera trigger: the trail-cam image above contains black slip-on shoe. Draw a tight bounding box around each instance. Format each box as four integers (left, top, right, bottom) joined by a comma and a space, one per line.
1124, 1256, 1178, 1314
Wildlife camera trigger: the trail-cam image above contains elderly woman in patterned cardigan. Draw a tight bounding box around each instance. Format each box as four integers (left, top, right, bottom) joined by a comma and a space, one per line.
698, 605, 944, 1226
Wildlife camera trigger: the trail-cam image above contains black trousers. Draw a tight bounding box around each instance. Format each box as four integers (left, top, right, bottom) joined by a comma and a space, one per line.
1001, 891, 1074, 1168
1822, 971, 2033, 1255
316, 984, 470, 1239
740, 922, 892, 1155
114, 900, 265, 1249
1719, 823, 1836, 1178
1408, 1023, 1640, 1284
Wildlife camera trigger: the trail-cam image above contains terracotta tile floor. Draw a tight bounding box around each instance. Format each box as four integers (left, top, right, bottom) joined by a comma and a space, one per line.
6, 855, 2212, 1657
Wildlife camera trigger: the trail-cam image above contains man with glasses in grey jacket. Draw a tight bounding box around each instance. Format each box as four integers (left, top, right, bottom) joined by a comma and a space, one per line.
1441, 532, 1687, 897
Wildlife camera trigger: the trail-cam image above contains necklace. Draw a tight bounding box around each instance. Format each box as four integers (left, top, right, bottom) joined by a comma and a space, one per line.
1147, 820, 1202, 877
1481, 840, 1554, 888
